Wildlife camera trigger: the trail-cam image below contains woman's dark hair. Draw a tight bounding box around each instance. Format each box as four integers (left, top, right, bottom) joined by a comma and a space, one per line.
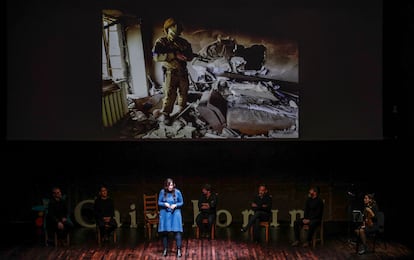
163, 178, 176, 202
366, 193, 377, 207
98, 184, 108, 191
258, 183, 267, 189
164, 178, 175, 189
310, 185, 320, 195
203, 184, 212, 192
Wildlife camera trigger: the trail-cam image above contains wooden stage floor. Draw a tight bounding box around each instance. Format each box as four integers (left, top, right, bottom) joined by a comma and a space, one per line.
1, 222, 413, 259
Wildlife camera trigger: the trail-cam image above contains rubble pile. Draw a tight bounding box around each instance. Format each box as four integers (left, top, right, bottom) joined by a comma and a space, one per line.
117, 36, 299, 139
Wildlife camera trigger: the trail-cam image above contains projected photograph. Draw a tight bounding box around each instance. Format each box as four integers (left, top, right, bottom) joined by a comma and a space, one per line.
102, 10, 299, 139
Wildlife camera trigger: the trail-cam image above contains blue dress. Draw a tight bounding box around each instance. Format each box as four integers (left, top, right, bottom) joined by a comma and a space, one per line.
158, 189, 184, 232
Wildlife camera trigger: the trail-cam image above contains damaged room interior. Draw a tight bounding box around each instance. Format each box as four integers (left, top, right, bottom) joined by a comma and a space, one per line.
101, 8, 300, 139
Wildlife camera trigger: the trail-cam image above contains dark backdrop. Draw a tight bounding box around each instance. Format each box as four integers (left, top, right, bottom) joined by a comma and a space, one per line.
5, 0, 413, 249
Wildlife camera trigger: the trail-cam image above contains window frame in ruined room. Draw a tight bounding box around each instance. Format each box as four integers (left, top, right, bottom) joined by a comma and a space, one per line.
102, 14, 128, 82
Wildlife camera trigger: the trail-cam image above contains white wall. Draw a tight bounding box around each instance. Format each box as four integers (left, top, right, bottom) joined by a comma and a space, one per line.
127, 24, 148, 98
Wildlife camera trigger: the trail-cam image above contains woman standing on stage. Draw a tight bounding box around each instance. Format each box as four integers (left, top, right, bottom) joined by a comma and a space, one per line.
158, 178, 184, 257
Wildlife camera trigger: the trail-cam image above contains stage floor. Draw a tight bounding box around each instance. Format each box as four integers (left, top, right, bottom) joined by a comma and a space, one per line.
2, 221, 413, 259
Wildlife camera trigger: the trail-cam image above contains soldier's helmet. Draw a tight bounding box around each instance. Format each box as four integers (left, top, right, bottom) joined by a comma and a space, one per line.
163, 17, 183, 34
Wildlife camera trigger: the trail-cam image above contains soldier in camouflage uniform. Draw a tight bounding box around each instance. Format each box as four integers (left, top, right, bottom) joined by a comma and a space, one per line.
152, 17, 194, 125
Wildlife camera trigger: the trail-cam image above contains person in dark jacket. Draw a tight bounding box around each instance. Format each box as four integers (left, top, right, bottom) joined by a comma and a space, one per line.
196, 184, 218, 239
241, 184, 272, 243
291, 185, 324, 247
46, 187, 74, 244
94, 185, 117, 242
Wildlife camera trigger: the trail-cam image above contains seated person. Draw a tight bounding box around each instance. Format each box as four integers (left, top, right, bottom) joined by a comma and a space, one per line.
241, 184, 272, 243
94, 185, 117, 242
196, 184, 218, 239
355, 193, 379, 255
46, 186, 74, 245
291, 185, 324, 248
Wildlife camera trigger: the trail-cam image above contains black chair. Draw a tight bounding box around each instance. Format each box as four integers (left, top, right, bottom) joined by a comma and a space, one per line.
355, 211, 386, 254
371, 211, 386, 252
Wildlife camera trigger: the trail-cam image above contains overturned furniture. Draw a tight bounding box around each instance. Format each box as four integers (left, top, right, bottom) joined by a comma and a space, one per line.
197, 90, 227, 134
